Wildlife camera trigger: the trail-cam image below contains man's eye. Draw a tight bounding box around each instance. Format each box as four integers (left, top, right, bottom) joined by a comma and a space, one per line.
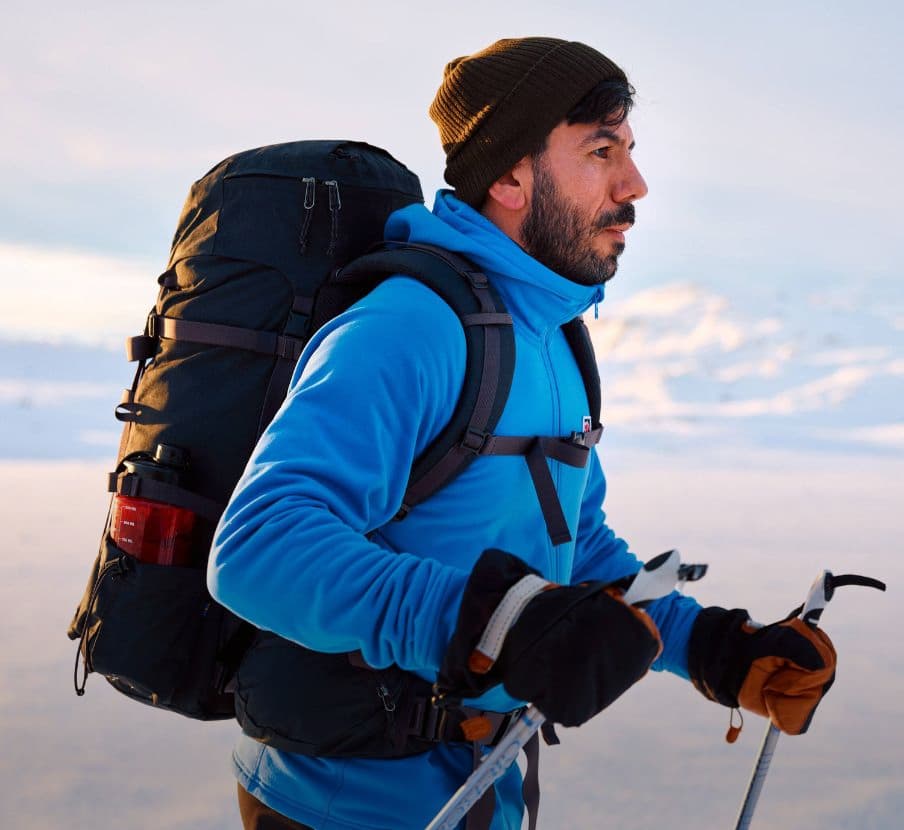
593, 147, 611, 159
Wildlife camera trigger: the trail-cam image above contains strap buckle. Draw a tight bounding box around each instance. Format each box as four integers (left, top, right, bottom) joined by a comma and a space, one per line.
488, 707, 527, 746
409, 698, 450, 742
460, 428, 490, 455
464, 270, 488, 288
568, 430, 592, 447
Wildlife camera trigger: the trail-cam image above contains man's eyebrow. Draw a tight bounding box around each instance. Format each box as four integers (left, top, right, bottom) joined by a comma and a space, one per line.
581, 127, 636, 150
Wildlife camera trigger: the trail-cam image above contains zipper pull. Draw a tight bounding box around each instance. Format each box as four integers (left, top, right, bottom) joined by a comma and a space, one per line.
377, 682, 396, 713
325, 180, 341, 254
593, 288, 603, 319
298, 177, 316, 253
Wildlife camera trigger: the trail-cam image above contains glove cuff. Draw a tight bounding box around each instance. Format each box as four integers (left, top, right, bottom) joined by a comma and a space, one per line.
687, 606, 751, 707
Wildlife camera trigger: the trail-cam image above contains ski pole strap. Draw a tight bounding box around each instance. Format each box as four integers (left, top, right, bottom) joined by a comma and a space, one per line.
783, 572, 886, 626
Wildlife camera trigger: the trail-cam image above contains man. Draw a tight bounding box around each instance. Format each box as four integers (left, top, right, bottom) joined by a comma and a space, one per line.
209, 37, 836, 830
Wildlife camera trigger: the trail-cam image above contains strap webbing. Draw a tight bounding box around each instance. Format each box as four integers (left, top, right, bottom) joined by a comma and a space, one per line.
337, 244, 516, 514
114, 388, 142, 423
562, 317, 602, 429
464, 730, 541, 830
109, 472, 224, 524
257, 353, 297, 437
461, 313, 513, 327
156, 316, 305, 361
522, 731, 541, 830
526, 441, 572, 545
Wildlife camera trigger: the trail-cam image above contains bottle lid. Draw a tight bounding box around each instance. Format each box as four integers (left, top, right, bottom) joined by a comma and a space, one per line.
155, 444, 189, 469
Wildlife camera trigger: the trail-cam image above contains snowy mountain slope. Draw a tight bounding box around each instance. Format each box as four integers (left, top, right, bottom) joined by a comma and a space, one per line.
0, 243, 900, 459
588, 277, 903, 454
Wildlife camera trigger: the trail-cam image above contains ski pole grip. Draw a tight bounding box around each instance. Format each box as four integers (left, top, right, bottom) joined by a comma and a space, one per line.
733, 568, 886, 830
800, 569, 832, 626
621, 549, 708, 607
800, 571, 887, 627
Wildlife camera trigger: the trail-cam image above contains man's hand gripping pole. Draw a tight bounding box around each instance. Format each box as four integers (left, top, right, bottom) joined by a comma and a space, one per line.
733, 569, 886, 830
425, 550, 707, 830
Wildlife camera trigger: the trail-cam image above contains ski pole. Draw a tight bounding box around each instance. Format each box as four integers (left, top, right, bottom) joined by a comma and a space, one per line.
733, 570, 886, 830
426, 550, 707, 830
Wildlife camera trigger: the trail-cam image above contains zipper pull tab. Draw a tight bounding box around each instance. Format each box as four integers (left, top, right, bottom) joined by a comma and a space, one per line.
377, 682, 396, 713
325, 179, 341, 212
726, 707, 744, 743
298, 177, 316, 253
593, 288, 603, 320
325, 180, 342, 255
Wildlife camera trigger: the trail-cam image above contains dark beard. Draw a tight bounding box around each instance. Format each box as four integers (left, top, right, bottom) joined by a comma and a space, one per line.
520, 157, 635, 286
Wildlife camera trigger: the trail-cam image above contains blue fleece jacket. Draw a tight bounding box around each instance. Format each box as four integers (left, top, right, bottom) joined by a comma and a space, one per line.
208, 191, 701, 829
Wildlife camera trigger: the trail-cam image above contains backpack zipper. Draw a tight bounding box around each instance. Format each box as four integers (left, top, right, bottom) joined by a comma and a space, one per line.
325, 180, 342, 254
298, 177, 317, 253
376, 678, 398, 735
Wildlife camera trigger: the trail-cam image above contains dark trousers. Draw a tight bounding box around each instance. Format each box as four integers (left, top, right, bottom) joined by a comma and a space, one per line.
237, 783, 314, 830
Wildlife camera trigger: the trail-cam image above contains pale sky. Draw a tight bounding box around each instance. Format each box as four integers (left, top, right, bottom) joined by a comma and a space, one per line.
0, 9, 900, 825
1, 0, 901, 316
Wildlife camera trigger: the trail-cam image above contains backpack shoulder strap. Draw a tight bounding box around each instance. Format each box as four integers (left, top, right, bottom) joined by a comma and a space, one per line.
561, 316, 602, 430
330, 242, 516, 517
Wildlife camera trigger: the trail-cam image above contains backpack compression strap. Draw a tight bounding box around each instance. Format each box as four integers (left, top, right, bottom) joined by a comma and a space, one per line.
117, 298, 313, 434
333, 243, 603, 546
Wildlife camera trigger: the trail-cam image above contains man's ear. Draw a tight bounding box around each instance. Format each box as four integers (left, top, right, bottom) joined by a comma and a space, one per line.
485, 155, 532, 212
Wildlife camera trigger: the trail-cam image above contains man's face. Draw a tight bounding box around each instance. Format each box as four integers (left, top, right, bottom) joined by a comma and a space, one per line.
519, 117, 647, 285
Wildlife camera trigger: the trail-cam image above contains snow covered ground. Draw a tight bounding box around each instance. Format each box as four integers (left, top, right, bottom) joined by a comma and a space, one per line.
2, 450, 900, 829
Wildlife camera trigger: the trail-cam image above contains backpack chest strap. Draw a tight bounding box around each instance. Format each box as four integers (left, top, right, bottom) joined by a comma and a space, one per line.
401, 427, 603, 546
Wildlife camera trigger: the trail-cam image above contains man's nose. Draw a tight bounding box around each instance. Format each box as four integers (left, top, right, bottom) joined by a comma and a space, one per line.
615, 158, 648, 203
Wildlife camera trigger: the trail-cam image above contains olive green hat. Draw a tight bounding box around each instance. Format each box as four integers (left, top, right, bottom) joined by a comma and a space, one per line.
429, 37, 627, 206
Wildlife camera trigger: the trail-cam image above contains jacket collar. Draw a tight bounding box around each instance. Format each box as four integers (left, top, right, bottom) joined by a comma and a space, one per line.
385, 190, 604, 341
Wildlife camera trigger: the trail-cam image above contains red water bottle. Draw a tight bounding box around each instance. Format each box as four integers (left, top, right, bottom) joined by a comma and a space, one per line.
110, 444, 197, 566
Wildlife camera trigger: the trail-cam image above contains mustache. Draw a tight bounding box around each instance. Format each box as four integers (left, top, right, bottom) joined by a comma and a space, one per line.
595, 203, 635, 231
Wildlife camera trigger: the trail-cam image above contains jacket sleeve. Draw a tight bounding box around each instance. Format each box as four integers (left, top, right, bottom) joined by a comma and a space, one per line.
570, 453, 701, 679
207, 278, 469, 675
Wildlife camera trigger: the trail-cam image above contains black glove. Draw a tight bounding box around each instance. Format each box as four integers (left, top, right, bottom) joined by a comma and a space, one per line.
435, 549, 662, 727
688, 606, 836, 735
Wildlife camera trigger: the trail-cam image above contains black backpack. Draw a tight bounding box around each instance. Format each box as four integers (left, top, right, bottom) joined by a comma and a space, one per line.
68, 140, 603, 752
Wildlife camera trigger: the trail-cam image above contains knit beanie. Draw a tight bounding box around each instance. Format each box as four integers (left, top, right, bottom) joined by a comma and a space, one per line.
430, 37, 627, 206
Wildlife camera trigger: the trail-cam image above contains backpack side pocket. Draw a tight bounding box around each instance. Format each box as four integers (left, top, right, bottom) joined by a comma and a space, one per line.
70, 534, 213, 714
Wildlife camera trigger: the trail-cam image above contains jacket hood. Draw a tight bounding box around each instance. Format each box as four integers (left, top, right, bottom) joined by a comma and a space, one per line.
385, 190, 604, 340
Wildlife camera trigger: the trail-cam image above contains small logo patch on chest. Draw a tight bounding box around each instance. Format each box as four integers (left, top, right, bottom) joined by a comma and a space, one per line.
582, 415, 593, 433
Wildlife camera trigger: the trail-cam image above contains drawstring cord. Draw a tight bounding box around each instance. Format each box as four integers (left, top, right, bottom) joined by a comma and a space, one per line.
73, 550, 125, 695
298, 177, 316, 253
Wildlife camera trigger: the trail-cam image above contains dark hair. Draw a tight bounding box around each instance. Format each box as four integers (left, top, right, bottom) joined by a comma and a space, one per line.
526, 78, 636, 157
567, 78, 635, 127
